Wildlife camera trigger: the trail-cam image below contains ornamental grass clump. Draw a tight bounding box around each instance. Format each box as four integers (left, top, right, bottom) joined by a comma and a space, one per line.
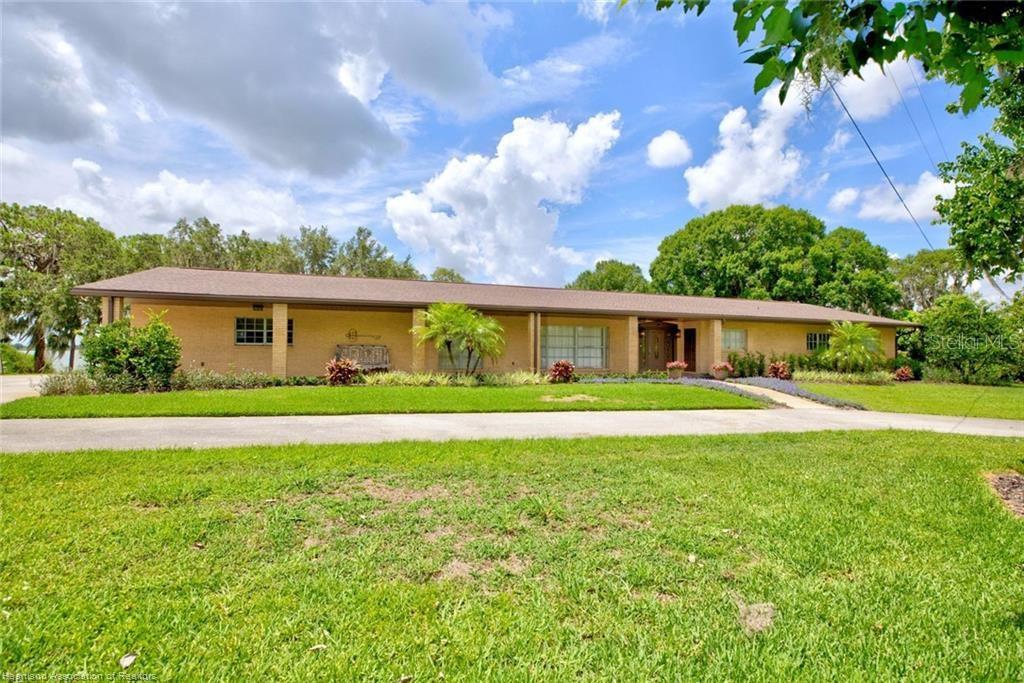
325, 358, 360, 386
548, 360, 576, 383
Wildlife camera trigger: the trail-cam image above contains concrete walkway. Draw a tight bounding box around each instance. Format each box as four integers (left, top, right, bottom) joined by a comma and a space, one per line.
3, 407, 1022, 453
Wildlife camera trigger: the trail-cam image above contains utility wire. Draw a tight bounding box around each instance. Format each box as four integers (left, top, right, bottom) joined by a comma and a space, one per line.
889, 68, 939, 172
906, 62, 951, 161
827, 77, 935, 249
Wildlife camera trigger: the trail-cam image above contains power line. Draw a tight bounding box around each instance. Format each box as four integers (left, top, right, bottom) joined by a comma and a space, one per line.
888, 68, 939, 172
906, 62, 951, 161
827, 77, 935, 249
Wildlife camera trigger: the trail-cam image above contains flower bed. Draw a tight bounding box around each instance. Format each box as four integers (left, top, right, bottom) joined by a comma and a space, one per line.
729, 377, 866, 409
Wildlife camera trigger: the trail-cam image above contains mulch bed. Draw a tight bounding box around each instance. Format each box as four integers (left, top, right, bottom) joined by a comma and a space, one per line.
986, 472, 1024, 517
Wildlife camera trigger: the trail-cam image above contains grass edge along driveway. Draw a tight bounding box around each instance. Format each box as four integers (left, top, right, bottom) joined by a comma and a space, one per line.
0, 382, 762, 419
3, 432, 1023, 679
800, 381, 1024, 421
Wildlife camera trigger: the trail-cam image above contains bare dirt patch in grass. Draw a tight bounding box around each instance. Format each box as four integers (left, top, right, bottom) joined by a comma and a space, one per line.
738, 601, 776, 636
424, 526, 455, 542
360, 478, 449, 504
986, 472, 1024, 517
539, 394, 600, 403
432, 555, 530, 581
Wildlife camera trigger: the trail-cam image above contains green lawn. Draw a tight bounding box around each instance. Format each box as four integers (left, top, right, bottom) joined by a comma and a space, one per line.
3, 432, 1024, 679
0, 382, 761, 419
801, 382, 1024, 420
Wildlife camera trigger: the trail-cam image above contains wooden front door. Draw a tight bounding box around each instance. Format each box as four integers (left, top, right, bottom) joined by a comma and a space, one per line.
683, 328, 697, 370
641, 326, 672, 371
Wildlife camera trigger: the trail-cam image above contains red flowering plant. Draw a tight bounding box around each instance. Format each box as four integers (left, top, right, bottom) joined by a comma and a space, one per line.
893, 366, 914, 382
326, 357, 360, 386
548, 359, 576, 383
767, 360, 792, 380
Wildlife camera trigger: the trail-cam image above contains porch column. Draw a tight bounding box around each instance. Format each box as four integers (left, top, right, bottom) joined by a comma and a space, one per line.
530, 313, 543, 372
101, 297, 112, 324
627, 315, 639, 374
709, 318, 723, 370
113, 296, 123, 321
271, 302, 288, 378
675, 320, 685, 363
411, 308, 427, 371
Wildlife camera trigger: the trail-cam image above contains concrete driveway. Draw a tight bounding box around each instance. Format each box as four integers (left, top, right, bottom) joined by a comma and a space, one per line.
2, 407, 1022, 453
0, 374, 44, 404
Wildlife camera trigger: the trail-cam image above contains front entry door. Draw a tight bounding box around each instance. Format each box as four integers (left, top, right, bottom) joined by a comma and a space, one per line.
683, 328, 697, 370
641, 326, 671, 371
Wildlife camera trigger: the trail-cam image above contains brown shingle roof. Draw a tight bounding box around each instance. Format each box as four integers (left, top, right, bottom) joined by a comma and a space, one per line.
72, 267, 913, 326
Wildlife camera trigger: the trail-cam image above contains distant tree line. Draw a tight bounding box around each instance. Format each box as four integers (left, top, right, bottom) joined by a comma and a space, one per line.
0, 205, 464, 371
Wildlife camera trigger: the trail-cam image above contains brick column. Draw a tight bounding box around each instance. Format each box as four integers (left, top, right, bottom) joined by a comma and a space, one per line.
272, 303, 288, 378
411, 308, 427, 372
710, 318, 723, 369
627, 315, 639, 374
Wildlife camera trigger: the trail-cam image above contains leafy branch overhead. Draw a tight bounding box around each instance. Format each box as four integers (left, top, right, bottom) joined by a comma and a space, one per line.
636, 0, 1024, 112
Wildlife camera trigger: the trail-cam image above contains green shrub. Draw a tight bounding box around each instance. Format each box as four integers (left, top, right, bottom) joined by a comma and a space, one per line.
479, 371, 548, 386
362, 371, 451, 387
38, 371, 97, 396
920, 294, 1012, 384
728, 352, 765, 378
170, 368, 284, 391
0, 343, 39, 374
885, 354, 923, 379
921, 365, 964, 384
821, 321, 884, 372
793, 370, 893, 385
82, 315, 182, 391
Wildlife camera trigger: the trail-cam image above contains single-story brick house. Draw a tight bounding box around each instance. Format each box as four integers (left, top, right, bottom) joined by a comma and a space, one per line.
73, 267, 911, 377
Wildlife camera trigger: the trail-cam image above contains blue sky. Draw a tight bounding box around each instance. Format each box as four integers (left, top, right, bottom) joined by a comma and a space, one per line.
1, 1, 997, 286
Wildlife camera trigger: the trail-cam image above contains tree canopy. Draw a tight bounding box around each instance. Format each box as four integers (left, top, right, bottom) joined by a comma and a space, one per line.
641, 0, 1024, 113
430, 267, 468, 283
332, 227, 423, 280
649, 205, 900, 315
567, 260, 651, 293
936, 68, 1024, 281
892, 248, 969, 311
0, 204, 121, 370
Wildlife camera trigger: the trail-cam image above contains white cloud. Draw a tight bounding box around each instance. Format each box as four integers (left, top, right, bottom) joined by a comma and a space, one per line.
577, 0, 614, 24
646, 130, 693, 168
825, 128, 852, 155
682, 85, 805, 210
827, 187, 859, 213
386, 112, 621, 284
642, 104, 666, 115
3, 2, 509, 175
832, 59, 921, 122
133, 171, 305, 235
336, 51, 389, 105
498, 34, 626, 113
856, 171, 953, 222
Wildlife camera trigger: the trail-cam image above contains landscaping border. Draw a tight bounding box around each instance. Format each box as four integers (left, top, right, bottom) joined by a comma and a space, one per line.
728, 377, 866, 409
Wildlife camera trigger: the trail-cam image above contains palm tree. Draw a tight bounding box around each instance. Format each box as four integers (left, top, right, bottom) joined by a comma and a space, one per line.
412, 302, 505, 374
822, 321, 884, 372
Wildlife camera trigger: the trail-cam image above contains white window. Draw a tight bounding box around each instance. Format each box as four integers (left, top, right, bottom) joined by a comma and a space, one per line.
807, 332, 831, 351
235, 317, 293, 345
438, 347, 480, 372
722, 328, 747, 351
541, 325, 608, 369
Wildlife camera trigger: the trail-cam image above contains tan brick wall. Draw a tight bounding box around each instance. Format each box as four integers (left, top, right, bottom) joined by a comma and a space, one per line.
123, 297, 898, 377
719, 320, 898, 361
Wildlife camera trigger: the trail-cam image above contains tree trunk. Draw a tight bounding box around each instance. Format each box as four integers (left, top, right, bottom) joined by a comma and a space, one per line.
69, 338, 76, 371
984, 272, 1010, 301
33, 332, 46, 372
